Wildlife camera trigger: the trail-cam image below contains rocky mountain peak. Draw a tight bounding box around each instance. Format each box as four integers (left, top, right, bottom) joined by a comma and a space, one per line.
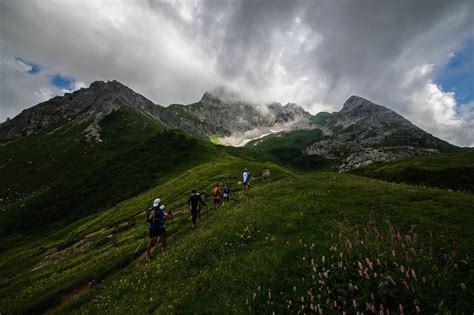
200, 86, 245, 106
89, 80, 130, 93
306, 95, 455, 171
0, 80, 161, 142
342, 95, 385, 112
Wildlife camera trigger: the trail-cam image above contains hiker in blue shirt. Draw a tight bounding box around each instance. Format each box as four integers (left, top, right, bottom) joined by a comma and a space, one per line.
146, 198, 172, 258
242, 168, 251, 194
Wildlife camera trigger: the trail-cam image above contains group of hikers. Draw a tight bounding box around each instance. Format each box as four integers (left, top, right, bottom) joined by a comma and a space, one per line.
146, 168, 251, 258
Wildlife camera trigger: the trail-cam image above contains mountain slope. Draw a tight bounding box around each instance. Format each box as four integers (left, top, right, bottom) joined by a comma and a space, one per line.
352, 151, 474, 192
0, 98, 216, 234
305, 96, 459, 170
169, 87, 313, 145
1, 158, 472, 314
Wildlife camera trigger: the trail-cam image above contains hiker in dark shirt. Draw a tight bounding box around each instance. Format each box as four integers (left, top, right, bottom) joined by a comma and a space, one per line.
188, 190, 206, 230
222, 184, 230, 204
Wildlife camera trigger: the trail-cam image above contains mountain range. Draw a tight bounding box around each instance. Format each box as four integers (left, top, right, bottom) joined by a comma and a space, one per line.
0, 80, 459, 171
1, 80, 473, 314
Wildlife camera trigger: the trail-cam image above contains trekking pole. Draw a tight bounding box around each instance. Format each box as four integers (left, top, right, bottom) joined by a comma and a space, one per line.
131, 232, 146, 260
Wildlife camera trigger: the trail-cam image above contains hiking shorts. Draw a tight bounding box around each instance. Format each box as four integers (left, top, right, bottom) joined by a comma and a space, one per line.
150, 227, 166, 238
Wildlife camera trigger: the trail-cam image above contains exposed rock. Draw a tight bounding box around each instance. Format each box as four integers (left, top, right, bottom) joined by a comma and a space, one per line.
171, 87, 312, 141
338, 146, 439, 172
305, 96, 456, 171
0, 81, 311, 144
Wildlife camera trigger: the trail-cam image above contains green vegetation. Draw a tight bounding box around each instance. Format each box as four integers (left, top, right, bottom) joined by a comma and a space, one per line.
353, 152, 474, 192
310, 112, 331, 126
0, 106, 216, 234
1, 155, 473, 313
1, 105, 473, 314
243, 129, 333, 170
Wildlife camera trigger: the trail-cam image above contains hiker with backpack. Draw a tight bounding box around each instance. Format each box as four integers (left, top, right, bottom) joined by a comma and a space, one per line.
188, 189, 206, 230
242, 168, 251, 194
222, 184, 230, 204
212, 183, 222, 208
146, 198, 173, 258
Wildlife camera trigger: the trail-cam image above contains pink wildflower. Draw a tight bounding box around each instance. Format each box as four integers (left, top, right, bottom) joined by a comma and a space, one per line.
411, 269, 417, 281
322, 256, 326, 264
460, 283, 466, 290
400, 265, 405, 273
399, 304, 404, 315
348, 283, 354, 291
403, 281, 409, 290
353, 299, 357, 308
268, 292, 272, 300
252, 292, 256, 300
387, 275, 396, 285
392, 250, 396, 257
396, 232, 401, 241
416, 305, 421, 314
371, 304, 376, 313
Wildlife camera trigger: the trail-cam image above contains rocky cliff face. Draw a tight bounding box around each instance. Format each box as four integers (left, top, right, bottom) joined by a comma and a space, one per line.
0, 80, 168, 142
171, 88, 311, 138
305, 96, 456, 170
165, 87, 312, 145
0, 81, 311, 145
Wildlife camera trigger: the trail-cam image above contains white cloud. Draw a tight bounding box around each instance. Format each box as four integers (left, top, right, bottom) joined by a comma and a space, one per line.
0, 0, 472, 146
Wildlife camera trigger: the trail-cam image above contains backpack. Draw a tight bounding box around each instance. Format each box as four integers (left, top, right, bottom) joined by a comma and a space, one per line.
146, 207, 162, 224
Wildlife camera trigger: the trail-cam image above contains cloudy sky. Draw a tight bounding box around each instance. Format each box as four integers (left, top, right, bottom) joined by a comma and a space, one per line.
1, 0, 473, 146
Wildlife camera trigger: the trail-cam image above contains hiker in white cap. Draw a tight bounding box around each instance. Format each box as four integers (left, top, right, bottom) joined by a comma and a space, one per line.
146, 198, 172, 258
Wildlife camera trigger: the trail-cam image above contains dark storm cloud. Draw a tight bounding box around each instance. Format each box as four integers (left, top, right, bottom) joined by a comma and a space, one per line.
0, 0, 473, 145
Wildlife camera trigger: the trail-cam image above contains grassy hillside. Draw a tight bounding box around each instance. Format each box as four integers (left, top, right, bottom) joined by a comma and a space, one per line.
310, 112, 331, 126
0, 106, 216, 234
242, 129, 333, 170
352, 152, 474, 192
1, 156, 472, 314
